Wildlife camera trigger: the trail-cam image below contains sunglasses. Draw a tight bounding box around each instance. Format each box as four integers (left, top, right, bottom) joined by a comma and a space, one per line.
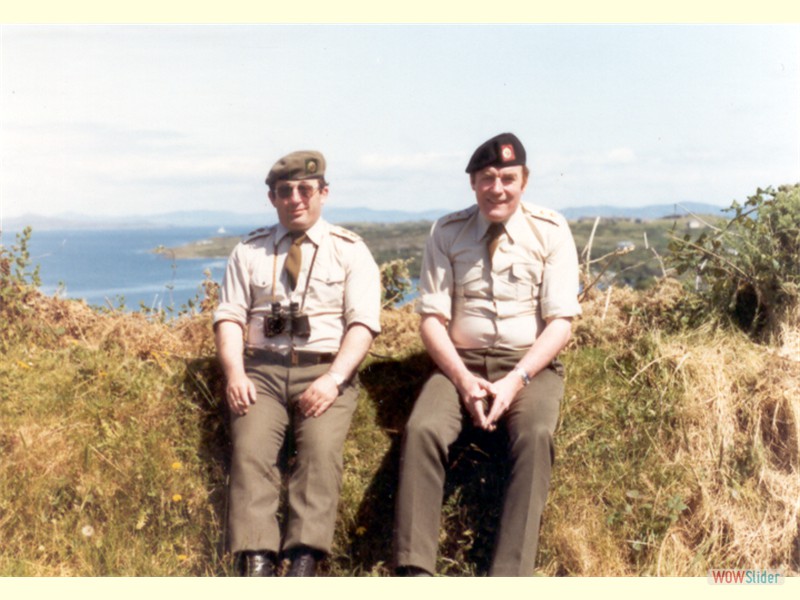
275, 182, 320, 200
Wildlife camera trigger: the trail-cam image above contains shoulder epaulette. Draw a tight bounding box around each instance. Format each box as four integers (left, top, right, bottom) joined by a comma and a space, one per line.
243, 226, 275, 243
439, 205, 477, 225
522, 203, 561, 226
329, 225, 362, 243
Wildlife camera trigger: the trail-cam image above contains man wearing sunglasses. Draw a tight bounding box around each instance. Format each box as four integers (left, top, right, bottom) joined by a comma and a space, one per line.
393, 133, 581, 576
214, 150, 381, 576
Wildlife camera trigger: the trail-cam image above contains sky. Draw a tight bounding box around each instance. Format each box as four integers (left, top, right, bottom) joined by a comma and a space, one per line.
1, 23, 799, 220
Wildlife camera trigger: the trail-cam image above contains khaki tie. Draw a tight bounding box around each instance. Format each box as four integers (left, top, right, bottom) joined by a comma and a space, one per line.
284, 231, 307, 291
486, 222, 504, 262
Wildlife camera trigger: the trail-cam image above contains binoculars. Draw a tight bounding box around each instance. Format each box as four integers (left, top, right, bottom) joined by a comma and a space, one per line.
264, 301, 311, 338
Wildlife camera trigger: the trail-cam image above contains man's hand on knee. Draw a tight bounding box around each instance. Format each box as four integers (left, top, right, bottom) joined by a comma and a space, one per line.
297, 374, 340, 418
226, 372, 257, 416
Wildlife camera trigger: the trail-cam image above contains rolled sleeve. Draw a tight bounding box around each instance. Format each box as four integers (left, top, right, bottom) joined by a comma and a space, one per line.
343, 242, 382, 335
213, 245, 251, 329
540, 223, 582, 320
415, 221, 454, 320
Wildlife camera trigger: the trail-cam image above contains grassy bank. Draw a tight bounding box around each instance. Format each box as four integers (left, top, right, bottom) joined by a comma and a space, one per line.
1, 277, 798, 575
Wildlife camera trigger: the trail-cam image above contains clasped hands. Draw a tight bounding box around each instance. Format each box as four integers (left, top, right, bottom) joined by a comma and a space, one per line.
456, 371, 524, 432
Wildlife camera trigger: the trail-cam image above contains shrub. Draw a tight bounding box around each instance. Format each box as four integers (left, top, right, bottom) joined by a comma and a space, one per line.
668, 184, 800, 336
0, 227, 41, 345
379, 258, 413, 308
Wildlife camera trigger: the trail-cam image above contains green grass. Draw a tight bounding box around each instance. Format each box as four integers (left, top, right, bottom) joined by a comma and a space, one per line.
3, 297, 797, 576
541, 339, 691, 574
0, 340, 229, 575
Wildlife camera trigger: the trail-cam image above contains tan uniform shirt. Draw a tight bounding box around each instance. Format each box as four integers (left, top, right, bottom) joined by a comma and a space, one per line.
214, 218, 381, 353
416, 202, 581, 350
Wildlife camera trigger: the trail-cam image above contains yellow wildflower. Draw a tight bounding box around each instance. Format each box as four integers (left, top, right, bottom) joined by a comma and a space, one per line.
171, 461, 183, 471
172, 494, 182, 503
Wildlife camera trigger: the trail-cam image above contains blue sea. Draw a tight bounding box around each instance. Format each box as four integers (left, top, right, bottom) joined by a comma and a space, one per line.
6, 227, 236, 312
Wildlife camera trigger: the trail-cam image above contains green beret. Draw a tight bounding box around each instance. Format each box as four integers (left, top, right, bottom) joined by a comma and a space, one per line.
265, 150, 326, 187
465, 133, 526, 174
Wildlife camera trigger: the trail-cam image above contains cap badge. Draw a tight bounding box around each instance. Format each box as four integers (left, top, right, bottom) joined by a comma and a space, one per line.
305, 159, 318, 174
500, 144, 516, 162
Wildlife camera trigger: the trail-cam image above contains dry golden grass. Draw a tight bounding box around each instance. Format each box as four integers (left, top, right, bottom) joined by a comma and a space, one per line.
26, 291, 216, 360
572, 278, 687, 347
537, 282, 800, 576
773, 304, 800, 362
2, 280, 799, 575
541, 503, 630, 576
661, 328, 800, 574
370, 304, 424, 359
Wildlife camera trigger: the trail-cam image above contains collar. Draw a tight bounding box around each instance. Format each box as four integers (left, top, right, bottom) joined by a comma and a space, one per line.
275, 218, 327, 247
476, 205, 526, 244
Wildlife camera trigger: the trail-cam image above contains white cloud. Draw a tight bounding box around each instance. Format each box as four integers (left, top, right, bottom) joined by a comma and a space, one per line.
358, 152, 463, 171
532, 147, 637, 175
606, 147, 636, 164
2, 25, 798, 218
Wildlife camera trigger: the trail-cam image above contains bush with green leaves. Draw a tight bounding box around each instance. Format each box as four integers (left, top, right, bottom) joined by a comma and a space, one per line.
0, 227, 41, 343
668, 184, 800, 335
379, 258, 413, 308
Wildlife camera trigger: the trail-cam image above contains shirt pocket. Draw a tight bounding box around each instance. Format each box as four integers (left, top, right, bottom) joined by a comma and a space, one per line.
510, 261, 542, 301
308, 267, 346, 307
455, 264, 488, 299
249, 273, 275, 306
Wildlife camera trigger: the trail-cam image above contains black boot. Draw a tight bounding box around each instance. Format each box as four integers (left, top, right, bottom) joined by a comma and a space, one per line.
234, 550, 277, 576
286, 546, 323, 577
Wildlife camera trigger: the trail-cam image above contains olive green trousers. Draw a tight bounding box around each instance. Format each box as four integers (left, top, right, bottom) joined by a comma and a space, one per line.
394, 348, 563, 576
228, 357, 357, 555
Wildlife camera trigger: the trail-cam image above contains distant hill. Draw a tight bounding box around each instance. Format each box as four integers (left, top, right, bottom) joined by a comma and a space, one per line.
2, 208, 446, 232
3, 202, 726, 232
3, 213, 156, 232
559, 202, 726, 220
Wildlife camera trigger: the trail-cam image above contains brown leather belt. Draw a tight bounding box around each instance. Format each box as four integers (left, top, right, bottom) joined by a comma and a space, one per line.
245, 347, 336, 367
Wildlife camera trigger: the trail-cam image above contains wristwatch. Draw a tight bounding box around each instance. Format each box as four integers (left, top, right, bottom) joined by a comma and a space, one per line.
513, 366, 531, 386
327, 370, 347, 391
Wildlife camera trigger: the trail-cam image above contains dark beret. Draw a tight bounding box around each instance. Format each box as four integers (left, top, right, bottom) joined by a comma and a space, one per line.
465, 133, 526, 174
266, 150, 326, 187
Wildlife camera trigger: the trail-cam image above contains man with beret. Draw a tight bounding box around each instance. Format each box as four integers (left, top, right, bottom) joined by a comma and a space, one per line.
393, 133, 581, 576
214, 150, 381, 576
